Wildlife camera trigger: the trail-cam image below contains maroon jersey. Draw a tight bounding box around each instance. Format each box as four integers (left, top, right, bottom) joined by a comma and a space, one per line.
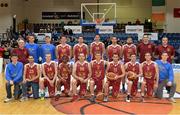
91, 42, 104, 60
126, 62, 140, 75
43, 61, 56, 80
76, 61, 89, 79
58, 63, 71, 80
25, 63, 39, 82
91, 60, 105, 80
122, 44, 137, 63
108, 61, 122, 76
12, 48, 29, 64
107, 44, 121, 61
155, 45, 175, 63
73, 44, 88, 62
137, 42, 155, 63
142, 61, 156, 80
57, 44, 71, 60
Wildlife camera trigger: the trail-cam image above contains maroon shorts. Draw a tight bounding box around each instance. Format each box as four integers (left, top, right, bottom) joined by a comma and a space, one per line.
44, 79, 55, 97
145, 78, 154, 97
57, 78, 70, 93
77, 80, 87, 96
107, 78, 121, 97
131, 78, 138, 96
92, 79, 103, 93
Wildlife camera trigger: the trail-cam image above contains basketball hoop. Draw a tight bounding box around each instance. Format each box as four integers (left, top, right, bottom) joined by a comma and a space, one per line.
95, 18, 104, 25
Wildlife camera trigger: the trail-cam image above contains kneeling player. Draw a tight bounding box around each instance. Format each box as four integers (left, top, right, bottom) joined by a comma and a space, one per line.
40, 54, 57, 99
124, 54, 142, 102
21, 56, 40, 101
141, 53, 159, 102
55, 55, 72, 100
89, 53, 107, 102
71, 53, 91, 101
104, 54, 125, 102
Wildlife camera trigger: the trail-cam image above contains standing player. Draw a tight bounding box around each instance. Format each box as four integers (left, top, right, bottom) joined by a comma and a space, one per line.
103, 54, 125, 102
55, 55, 72, 100
121, 37, 137, 93
40, 36, 56, 62
107, 37, 121, 61
90, 34, 105, 60
56, 36, 72, 62
71, 53, 91, 101
21, 56, 40, 101
12, 39, 29, 65
141, 52, 159, 102
89, 53, 107, 102
73, 36, 88, 62
155, 37, 175, 64
137, 35, 155, 63
25, 35, 40, 63
4, 54, 23, 102
40, 54, 57, 99
124, 54, 142, 102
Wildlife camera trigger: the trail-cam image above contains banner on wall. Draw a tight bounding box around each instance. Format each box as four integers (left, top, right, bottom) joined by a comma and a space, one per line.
138, 33, 158, 40
125, 25, 144, 33
42, 12, 84, 19
97, 26, 113, 34
34, 33, 52, 42
172, 64, 180, 72
64, 26, 82, 34
174, 8, 180, 18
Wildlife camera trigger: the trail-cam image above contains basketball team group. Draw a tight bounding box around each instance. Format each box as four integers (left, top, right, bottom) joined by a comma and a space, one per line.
4, 34, 177, 103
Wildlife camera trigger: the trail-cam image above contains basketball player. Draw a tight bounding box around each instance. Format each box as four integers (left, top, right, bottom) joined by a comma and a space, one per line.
121, 37, 137, 93
56, 36, 72, 62
141, 52, 159, 102
103, 54, 125, 102
71, 53, 91, 101
4, 54, 23, 103
55, 55, 72, 100
73, 36, 88, 62
40, 36, 56, 62
155, 37, 175, 64
25, 35, 40, 63
12, 38, 29, 65
124, 54, 142, 102
90, 34, 105, 60
137, 35, 155, 63
40, 53, 57, 99
106, 37, 121, 62
89, 53, 108, 102
21, 55, 40, 101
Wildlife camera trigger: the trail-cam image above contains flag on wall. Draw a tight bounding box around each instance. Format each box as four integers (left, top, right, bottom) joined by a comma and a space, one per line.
174, 8, 180, 18
152, 13, 165, 22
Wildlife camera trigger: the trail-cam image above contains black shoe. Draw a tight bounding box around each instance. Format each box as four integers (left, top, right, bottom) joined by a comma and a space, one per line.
126, 95, 130, 102
90, 95, 96, 103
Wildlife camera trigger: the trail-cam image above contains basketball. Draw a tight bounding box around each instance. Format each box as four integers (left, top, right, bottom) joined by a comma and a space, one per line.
127, 71, 136, 80
106, 72, 117, 80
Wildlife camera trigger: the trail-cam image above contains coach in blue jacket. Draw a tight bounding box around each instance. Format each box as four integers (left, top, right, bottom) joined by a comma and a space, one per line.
4, 54, 23, 103
155, 52, 176, 103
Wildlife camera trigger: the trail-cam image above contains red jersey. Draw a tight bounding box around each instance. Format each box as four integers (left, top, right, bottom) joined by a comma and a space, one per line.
155, 45, 175, 63
73, 43, 88, 62
57, 44, 71, 61
142, 61, 156, 80
76, 61, 89, 79
12, 48, 29, 64
91, 60, 105, 80
43, 61, 56, 80
58, 63, 71, 80
137, 42, 155, 63
122, 44, 137, 63
126, 62, 140, 74
25, 63, 39, 82
0, 47, 4, 58
91, 42, 104, 60
108, 61, 122, 76
107, 44, 121, 61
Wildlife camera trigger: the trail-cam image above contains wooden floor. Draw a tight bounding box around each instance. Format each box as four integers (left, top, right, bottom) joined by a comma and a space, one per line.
0, 73, 179, 114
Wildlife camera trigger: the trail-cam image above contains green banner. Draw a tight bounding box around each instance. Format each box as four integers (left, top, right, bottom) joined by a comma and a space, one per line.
152, 0, 165, 6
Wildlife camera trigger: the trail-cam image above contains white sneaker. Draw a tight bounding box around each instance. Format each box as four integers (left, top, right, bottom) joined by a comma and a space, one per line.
4, 98, 13, 103
169, 97, 176, 103
20, 97, 28, 102
103, 96, 108, 102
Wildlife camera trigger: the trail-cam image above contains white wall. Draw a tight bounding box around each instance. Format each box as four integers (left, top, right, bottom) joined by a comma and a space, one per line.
0, 0, 11, 33
166, 0, 180, 33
